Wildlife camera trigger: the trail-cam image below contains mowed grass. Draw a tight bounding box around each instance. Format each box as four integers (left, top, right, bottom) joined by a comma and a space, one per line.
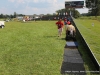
0, 21, 66, 75
74, 19, 100, 64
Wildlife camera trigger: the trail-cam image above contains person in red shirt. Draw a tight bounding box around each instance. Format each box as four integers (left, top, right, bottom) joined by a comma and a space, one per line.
56, 19, 64, 37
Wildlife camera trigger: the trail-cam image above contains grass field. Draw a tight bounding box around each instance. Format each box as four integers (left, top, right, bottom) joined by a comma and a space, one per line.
74, 19, 100, 64
0, 21, 66, 75
0, 20, 98, 75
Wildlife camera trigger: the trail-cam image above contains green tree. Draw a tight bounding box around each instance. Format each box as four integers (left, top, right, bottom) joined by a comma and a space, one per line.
10, 14, 14, 18
14, 12, 17, 18
0, 14, 4, 18
86, 0, 100, 16
95, 0, 100, 16
73, 10, 81, 18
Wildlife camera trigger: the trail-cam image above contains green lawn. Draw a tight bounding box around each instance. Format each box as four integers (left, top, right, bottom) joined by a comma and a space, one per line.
0, 20, 97, 75
74, 19, 100, 64
0, 21, 66, 75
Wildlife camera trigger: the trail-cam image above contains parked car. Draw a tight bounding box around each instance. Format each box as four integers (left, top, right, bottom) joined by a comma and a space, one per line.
0, 21, 5, 28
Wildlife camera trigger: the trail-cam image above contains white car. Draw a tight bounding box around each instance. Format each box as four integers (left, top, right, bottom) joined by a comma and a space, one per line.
0, 21, 5, 28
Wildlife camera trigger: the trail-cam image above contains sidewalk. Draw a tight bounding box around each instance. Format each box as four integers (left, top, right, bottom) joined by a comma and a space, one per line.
61, 41, 86, 75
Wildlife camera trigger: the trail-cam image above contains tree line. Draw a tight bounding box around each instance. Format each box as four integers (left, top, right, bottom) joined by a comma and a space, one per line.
0, 12, 24, 19
0, 8, 81, 20
86, 0, 100, 16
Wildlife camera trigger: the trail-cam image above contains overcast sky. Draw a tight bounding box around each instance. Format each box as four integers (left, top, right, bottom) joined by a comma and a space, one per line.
0, 0, 88, 15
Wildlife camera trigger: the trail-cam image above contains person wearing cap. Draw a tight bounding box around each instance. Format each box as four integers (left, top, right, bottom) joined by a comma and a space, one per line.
64, 17, 67, 25
56, 19, 64, 37
67, 21, 71, 25
66, 22, 76, 37
63, 17, 68, 31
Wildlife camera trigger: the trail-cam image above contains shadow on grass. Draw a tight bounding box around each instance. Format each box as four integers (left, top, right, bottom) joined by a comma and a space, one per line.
60, 38, 66, 40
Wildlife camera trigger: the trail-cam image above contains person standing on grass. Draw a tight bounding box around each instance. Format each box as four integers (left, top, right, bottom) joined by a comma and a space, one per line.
63, 18, 71, 33
63, 17, 67, 29
56, 19, 64, 37
64, 17, 67, 25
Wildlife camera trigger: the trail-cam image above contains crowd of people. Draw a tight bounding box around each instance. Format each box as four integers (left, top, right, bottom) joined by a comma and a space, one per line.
55, 17, 76, 40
